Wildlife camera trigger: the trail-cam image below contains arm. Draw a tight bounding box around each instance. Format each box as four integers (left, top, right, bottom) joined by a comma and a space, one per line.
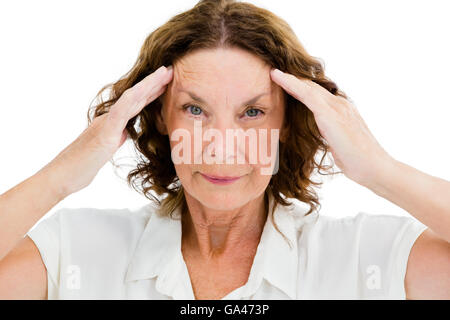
269, 68, 450, 299
0, 157, 70, 299
0, 165, 65, 262
0, 236, 48, 299
365, 157, 450, 299
0, 65, 173, 299
367, 157, 450, 243
405, 228, 450, 299
0, 163, 66, 299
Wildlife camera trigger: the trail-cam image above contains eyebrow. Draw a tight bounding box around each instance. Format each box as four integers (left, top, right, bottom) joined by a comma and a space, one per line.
177, 88, 271, 107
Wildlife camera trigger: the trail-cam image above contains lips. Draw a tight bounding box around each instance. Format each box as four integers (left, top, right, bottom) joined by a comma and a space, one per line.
202, 173, 241, 180
199, 173, 242, 185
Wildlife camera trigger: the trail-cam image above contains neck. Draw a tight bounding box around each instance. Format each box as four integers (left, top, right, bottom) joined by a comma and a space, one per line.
181, 191, 268, 261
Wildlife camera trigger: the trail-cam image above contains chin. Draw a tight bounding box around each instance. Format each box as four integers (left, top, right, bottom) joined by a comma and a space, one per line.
186, 187, 251, 211
201, 192, 248, 210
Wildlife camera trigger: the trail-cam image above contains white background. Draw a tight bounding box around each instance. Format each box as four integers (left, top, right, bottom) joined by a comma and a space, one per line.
1, 0, 449, 228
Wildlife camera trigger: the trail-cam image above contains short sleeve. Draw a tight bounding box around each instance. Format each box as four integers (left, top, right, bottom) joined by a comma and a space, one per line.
26, 209, 64, 300
356, 212, 428, 299
385, 216, 428, 299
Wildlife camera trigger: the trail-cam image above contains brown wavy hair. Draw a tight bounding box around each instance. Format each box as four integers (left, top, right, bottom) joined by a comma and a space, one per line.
87, 0, 347, 237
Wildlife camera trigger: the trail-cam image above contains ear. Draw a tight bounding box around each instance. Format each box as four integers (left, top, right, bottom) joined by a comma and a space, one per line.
155, 106, 168, 135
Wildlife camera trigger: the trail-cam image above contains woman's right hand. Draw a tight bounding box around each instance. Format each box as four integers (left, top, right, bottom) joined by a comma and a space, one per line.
42, 65, 173, 198
0, 65, 174, 296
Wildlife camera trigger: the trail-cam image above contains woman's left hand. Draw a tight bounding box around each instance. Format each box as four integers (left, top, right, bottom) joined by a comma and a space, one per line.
270, 68, 393, 187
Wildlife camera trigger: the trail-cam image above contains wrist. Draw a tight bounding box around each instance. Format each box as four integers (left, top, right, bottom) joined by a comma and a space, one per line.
35, 161, 71, 202
361, 153, 399, 198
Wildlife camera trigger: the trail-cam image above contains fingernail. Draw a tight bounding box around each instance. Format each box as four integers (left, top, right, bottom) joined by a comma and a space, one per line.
155, 66, 166, 75
167, 65, 173, 72
272, 68, 283, 76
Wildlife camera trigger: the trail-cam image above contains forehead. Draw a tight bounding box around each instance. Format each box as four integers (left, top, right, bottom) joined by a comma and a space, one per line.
170, 47, 278, 101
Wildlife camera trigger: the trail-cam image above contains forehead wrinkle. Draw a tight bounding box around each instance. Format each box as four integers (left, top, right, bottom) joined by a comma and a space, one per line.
174, 57, 210, 84
172, 56, 274, 108
175, 86, 273, 109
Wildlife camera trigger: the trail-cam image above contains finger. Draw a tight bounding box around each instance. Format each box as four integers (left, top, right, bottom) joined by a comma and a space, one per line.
270, 68, 332, 116
109, 65, 173, 123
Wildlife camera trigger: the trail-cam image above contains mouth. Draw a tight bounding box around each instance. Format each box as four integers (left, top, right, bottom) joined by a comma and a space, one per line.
199, 173, 242, 185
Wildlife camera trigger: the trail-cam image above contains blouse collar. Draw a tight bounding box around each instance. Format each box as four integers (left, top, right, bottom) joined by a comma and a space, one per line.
125, 191, 316, 299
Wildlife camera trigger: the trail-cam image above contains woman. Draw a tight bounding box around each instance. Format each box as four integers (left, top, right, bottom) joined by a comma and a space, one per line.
0, 0, 449, 300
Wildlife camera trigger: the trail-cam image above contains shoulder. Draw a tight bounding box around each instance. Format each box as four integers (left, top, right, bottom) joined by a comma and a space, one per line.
49, 203, 156, 232
288, 205, 428, 298
296, 209, 426, 242
30, 202, 160, 253
26, 202, 161, 297
295, 210, 427, 259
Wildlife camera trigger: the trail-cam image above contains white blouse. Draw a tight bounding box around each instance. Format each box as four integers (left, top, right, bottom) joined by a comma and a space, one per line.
27, 192, 427, 300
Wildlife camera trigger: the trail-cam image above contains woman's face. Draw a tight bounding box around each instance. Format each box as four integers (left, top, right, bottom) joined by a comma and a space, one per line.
159, 47, 286, 210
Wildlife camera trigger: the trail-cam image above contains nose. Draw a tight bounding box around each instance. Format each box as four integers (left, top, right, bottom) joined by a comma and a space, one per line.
202, 115, 245, 164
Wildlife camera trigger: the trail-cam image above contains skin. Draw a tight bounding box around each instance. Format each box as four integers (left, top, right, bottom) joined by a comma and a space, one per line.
159, 47, 285, 252
0, 65, 174, 299
0, 47, 448, 300
270, 67, 450, 299
156, 47, 286, 298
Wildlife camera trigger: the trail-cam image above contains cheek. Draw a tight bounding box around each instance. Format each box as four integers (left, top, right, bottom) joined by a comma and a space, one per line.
168, 125, 198, 166
167, 124, 198, 185
172, 163, 192, 184
248, 169, 272, 191
246, 127, 280, 177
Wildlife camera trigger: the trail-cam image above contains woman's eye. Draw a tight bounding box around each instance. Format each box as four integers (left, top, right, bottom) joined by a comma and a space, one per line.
182, 104, 264, 119
245, 108, 264, 118
183, 104, 203, 116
